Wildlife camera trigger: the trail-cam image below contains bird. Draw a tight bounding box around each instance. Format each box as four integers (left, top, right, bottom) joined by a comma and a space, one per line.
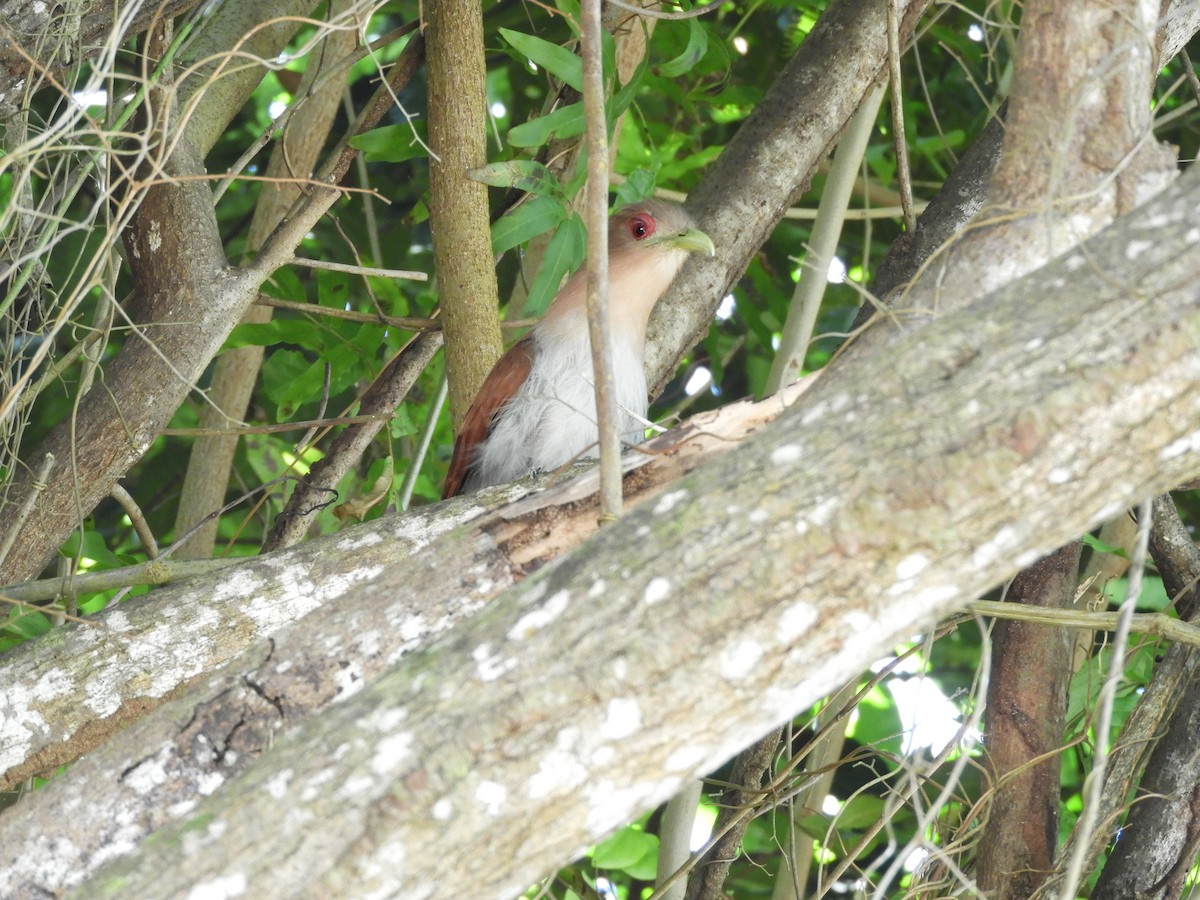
442, 198, 715, 498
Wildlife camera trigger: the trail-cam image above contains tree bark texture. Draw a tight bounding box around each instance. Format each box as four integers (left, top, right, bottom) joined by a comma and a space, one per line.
14, 162, 1200, 898
426, 0, 503, 428
643, 0, 930, 396
175, 5, 357, 559
976, 542, 1079, 900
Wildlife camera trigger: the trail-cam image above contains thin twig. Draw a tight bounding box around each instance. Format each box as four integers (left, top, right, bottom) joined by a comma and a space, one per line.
110, 484, 160, 558
1059, 497, 1154, 898
288, 257, 427, 280
887, 0, 917, 233
253, 295, 536, 332
400, 374, 448, 511
581, 0, 622, 522
0, 452, 54, 569
967, 599, 1200, 648
605, 0, 723, 21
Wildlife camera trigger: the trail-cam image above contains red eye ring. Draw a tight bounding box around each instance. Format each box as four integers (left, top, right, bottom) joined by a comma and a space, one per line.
628, 213, 656, 241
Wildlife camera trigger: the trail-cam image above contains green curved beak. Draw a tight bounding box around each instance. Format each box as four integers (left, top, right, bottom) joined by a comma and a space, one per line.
664, 227, 716, 257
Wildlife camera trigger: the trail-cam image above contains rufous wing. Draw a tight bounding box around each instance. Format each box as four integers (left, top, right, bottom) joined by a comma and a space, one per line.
442, 335, 536, 498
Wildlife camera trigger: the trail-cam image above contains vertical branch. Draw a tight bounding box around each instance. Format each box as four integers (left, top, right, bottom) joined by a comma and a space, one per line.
581, 0, 622, 520
975, 542, 1079, 900
426, 0, 503, 429
765, 84, 884, 393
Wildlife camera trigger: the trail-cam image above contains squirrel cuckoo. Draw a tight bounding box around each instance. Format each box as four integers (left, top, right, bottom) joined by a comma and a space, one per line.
443, 199, 715, 498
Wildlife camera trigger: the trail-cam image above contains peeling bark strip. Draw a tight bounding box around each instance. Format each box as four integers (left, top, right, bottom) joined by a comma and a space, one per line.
45, 165, 1200, 899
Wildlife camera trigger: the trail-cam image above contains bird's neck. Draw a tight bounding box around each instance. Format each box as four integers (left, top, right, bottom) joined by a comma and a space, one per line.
538, 247, 689, 351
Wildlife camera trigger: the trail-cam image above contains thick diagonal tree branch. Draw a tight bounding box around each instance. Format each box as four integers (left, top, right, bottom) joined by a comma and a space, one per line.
47, 158, 1200, 899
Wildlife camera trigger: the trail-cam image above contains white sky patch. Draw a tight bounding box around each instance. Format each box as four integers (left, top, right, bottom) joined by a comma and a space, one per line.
827, 256, 847, 283
716, 294, 737, 320
967, 23, 984, 41
685, 366, 712, 397
268, 99, 288, 120
732, 35, 749, 55
490, 100, 507, 118
886, 675, 977, 755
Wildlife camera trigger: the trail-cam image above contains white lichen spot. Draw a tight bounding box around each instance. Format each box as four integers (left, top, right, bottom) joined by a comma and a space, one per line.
1014, 548, 1041, 568
1186, 227, 1200, 244
528, 728, 588, 799
1160, 430, 1200, 460
1023, 337, 1043, 353
123, 746, 171, 794
1125, 239, 1153, 260
800, 400, 828, 426
187, 873, 247, 900
432, 798, 454, 821
770, 443, 803, 465
643, 577, 671, 605
364, 706, 408, 733
508, 589, 570, 639
588, 579, 607, 599
1047, 467, 1071, 485
591, 746, 615, 766
748, 508, 769, 525
665, 745, 707, 772
654, 489, 690, 515
972, 526, 1019, 569
794, 517, 809, 536
808, 496, 839, 528
720, 640, 763, 681
895, 553, 928, 580
337, 774, 375, 799
197, 772, 225, 796
601, 698, 641, 740
778, 601, 818, 643
1063, 254, 1085, 271
476, 780, 508, 815
371, 732, 413, 777
585, 780, 661, 837
841, 610, 871, 633
148, 220, 163, 253
473, 643, 517, 681
263, 768, 292, 800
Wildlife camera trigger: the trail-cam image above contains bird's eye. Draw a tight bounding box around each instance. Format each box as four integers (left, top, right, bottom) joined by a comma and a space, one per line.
628, 214, 656, 241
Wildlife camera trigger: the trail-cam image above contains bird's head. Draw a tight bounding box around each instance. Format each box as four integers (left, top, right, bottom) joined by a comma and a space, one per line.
609, 199, 716, 260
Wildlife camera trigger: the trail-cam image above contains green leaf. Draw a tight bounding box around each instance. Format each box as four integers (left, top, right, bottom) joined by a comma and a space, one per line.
507, 102, 585, 148
8, 609, 51, 639
500, 29, 583, 91
591, 826, 658, 871
468, 160, 566, 199
349, 122, 429, 163
522, 214, 586, 317
1081, 532, 1128, 558
657, 18, 708, 78
225, 319, 319, 349
491, 196, 568, 255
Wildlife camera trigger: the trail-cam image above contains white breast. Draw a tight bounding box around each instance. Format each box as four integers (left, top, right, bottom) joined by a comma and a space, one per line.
463, 311, 649, 493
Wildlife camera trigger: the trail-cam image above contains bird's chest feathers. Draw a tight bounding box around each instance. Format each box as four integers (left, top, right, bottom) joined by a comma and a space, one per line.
477, 319, 649, 479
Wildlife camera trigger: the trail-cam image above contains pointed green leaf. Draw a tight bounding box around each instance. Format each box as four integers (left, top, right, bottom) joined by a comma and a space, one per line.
657, 18, 708, 78
507, 102, 585, 148
468, 160, 566, 199
492, 196, 569, 255
349, 122, 430, 163
522, 214, 586, 317
500, 28, 583, 91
